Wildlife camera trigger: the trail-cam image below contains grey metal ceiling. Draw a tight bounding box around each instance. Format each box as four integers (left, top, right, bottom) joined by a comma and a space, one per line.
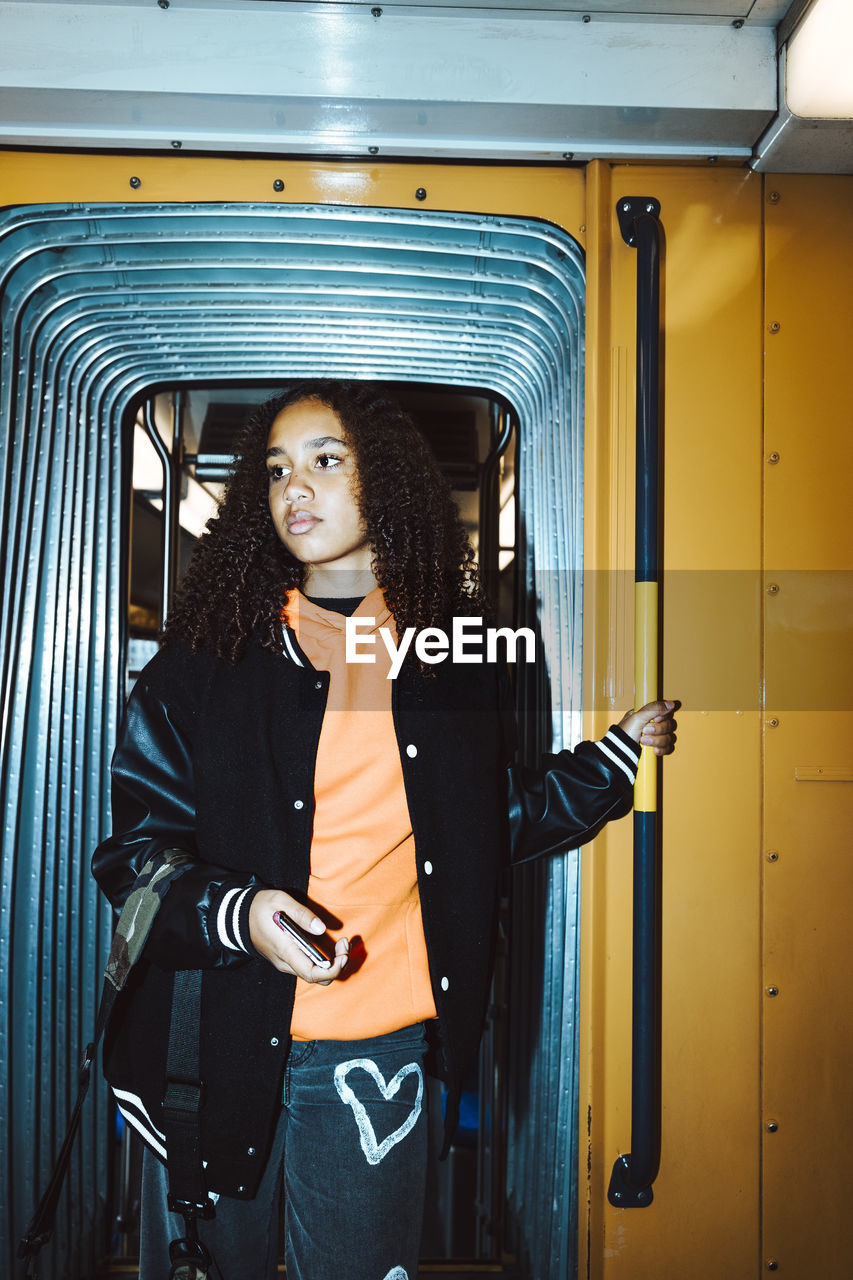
0, 199, 588, 1277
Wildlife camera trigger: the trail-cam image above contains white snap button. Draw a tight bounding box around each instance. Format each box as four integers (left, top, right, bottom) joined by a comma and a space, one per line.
294, 800, 304, 810
315, 680, 322, 690
424, 861, 433, 875
441, 976, 449, 992
248, 1147, 255, 1156
406, 744, 417, 758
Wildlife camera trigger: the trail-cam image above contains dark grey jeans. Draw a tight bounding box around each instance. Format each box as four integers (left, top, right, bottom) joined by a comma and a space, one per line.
139, 1022, 429, 1280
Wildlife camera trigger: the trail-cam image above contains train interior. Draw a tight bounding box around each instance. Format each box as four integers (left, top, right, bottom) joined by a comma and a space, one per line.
1, 3, 851, 1279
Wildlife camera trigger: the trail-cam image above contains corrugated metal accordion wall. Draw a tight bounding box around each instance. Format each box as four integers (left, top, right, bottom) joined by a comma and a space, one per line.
0, 202, 585, 1279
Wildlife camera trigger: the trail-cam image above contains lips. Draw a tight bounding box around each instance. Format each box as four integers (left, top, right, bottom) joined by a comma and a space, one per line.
287, 510, 319, 535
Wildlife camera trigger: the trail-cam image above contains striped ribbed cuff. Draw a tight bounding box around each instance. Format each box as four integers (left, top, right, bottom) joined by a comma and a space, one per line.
595, 725, 641, 784
214, 883, 261, 955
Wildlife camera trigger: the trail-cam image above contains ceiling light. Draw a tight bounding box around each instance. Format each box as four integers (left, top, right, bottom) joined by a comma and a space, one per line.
787, 0, 853, 119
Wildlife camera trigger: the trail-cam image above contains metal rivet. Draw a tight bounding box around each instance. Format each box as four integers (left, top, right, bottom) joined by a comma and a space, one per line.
766, 583, 779, 595
767, 451, 780, 464
612, 1189, 622, 1200
732, 18, 744, 29
314, 680, 322, 690
768, 321, 781, 334
563, 152, 574, 160
766, 851, 779, 862
645, 202, 655, 213
158, 0, 169, 8
415, 188, 427, 201
768, 190, 781, 204
368, 146, 379, 155
371, 6, 382, 14
582, 14, 591, 22
708, 156, 718, 164
766, 1120, 779, 1132
270, 1037, 279, 1046
767, 1261, 779, 1272
129, 176, 141, 189
273, 179, 284, 192
621, 201, 631, 212
294, 799, 304, 810
766, 986, 779, 997
248, 1146, 255, 1155
237, 1185, 245, 1193
171, 140, 182, 149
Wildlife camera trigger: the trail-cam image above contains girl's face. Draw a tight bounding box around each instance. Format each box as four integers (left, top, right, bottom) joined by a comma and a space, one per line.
266, 398, 376, 593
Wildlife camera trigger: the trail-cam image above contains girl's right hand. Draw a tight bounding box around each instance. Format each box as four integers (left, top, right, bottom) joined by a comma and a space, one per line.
249, 889, 349, 985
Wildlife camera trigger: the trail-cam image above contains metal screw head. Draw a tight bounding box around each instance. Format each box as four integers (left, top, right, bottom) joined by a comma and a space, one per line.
273, 179, 284, 192
368, 146, 379, 155
766, 583, 780, 595
415, 187, 427, 201
158, 0, 169, 8
563, 152, 574, 161
129, 176, 141, 189
766, 986, 779, 997
732, 18, 744, 29
171, 140, 182, 149
582, 13, 591, 22
371, 6, 382, 15
766, 1260, 779, 1271
766, 1120, 779, 1132
766, 851, 779, 862
768, 190, 781, 204
708, 156, 718, 164
767, 718, 780, 729
612, 1190, 622, 1200
767, 451, 780, 464
768, 321, 781, 333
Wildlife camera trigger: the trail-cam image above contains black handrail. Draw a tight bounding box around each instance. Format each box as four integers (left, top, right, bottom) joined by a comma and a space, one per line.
607, 196, 664, 1210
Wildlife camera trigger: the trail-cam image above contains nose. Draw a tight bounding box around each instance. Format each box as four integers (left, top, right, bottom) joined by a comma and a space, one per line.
283, 468, 313, 502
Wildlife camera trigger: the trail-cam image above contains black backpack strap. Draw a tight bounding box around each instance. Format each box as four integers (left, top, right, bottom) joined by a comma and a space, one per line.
162, 968, 213, 1219
18, 850, 195, 1270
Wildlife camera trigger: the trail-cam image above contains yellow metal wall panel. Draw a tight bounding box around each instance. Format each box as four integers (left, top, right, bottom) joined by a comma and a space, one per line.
0, 152, 586, 239
761, 176, 853, 1279
582, 166, 764, 1280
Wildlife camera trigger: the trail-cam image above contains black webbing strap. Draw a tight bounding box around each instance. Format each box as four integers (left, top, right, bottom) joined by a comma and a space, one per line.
18, 850, 196, 1270
162, 968, 213, 1219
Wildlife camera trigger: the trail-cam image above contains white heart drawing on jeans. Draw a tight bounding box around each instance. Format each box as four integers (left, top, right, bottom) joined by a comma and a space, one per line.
381, 1270, 409, 1280
333, 1058, 424, 1166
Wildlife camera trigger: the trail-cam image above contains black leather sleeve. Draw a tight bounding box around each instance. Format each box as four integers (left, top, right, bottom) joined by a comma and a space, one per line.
92, 676, 262, 971
507, 730, 638, 865
501, 672, 641, 863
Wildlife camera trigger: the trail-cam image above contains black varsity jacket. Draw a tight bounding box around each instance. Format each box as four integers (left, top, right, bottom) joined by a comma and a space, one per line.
92, 632, 640, 1199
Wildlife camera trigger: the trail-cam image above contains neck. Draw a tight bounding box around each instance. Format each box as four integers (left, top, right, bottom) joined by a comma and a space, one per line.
302, 567, 378, 599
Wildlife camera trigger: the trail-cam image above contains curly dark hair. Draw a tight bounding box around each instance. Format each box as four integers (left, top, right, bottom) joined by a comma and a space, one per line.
163, 380, 487, 661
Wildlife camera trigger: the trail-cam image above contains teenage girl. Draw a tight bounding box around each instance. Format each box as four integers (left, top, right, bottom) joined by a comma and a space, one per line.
94, 381, 677, 1280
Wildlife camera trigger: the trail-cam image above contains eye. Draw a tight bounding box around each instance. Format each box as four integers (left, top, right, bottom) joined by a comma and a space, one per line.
315, 453, 343, 470
267, 464, 290, 482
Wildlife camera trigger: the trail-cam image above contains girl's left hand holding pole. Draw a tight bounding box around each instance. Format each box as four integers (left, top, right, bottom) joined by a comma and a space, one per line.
618, 700, 679, 755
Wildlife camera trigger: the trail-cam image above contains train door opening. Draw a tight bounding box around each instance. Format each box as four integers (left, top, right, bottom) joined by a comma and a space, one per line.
0, 197, 586, 1280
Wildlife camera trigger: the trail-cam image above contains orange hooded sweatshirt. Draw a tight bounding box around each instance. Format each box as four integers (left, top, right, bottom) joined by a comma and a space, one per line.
285, 588, 437, 1040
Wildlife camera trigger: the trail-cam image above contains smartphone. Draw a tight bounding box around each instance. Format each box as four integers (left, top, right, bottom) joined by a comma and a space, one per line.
273, 911, 332, 969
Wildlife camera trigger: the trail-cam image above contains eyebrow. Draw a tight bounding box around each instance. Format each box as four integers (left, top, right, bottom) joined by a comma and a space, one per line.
266, 435, 347, 458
